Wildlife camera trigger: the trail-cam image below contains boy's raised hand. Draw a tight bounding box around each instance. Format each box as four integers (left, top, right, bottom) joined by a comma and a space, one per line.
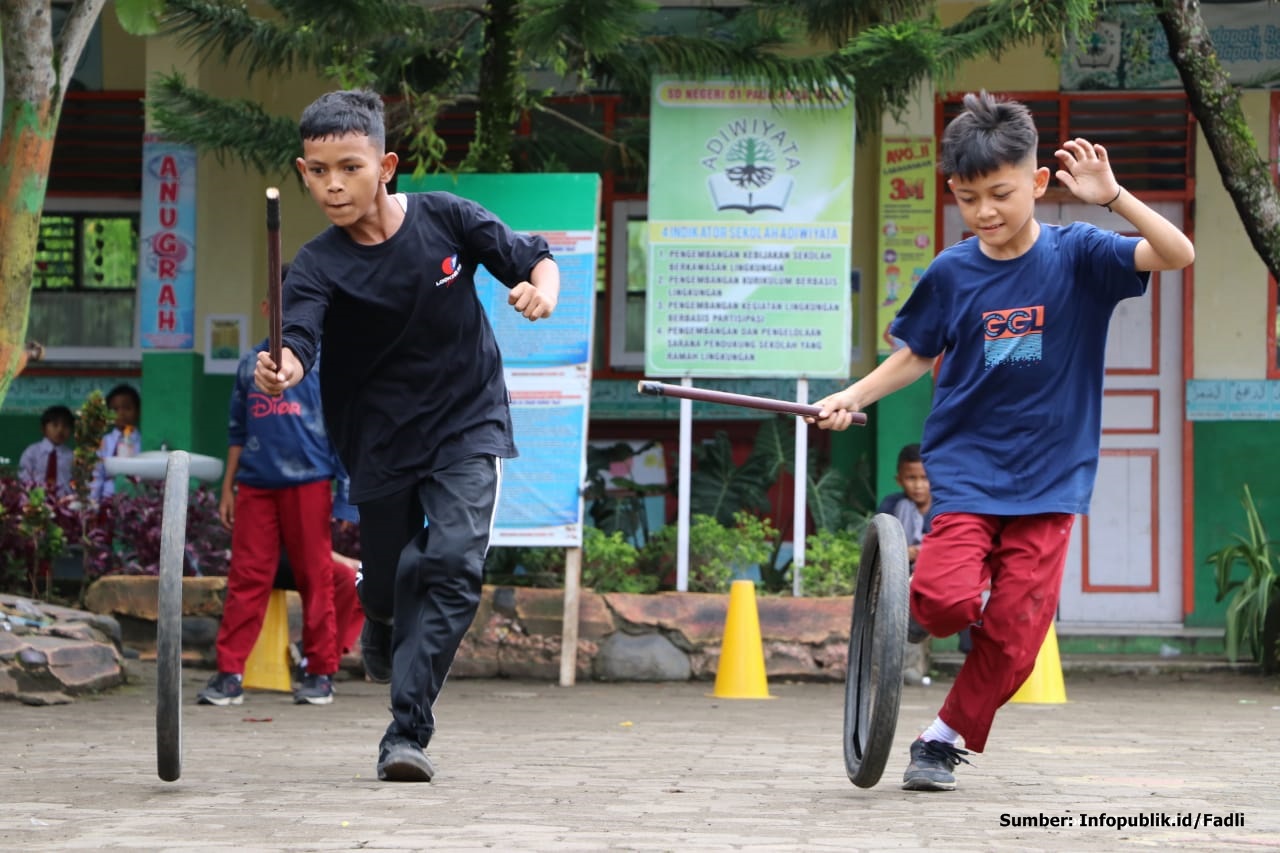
1054, 137, 1121, 206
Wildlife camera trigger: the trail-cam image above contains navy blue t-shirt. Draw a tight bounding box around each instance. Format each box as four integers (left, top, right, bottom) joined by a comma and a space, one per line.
229, 340, 341, 488
282, 192, 553, 503
890, 222, 1149, 517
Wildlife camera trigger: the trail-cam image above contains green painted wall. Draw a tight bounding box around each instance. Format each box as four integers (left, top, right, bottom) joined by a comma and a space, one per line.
0, 414, 44, 467
1190, 421, 1280, 628
139, 352, 235, 461
871, 359, 933, 501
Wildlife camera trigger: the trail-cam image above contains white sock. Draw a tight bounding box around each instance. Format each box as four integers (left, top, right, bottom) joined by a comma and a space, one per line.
921, 717, 960, 745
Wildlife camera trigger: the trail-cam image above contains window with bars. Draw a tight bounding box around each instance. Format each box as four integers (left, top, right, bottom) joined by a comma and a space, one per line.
30, 212, 140, 351
939, 92, 1195, 196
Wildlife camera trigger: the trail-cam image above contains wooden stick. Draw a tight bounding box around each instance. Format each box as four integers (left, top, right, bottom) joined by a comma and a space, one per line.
265, 187, 283, 369
636, 380, 868, 425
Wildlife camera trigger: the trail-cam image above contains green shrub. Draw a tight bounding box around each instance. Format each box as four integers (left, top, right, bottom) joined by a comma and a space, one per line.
794, 527, 862, 597
582, 526, 656, 593
1207, 484, 1280, 671
483, 545, 564, 587
639, 511, 777, 593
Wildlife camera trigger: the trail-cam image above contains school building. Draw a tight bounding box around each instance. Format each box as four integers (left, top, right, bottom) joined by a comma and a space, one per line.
3, 2, 1277, 650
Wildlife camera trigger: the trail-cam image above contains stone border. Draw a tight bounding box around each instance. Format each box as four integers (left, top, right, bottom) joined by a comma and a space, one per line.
82, 576, 920, 683
1, 595, 126, 704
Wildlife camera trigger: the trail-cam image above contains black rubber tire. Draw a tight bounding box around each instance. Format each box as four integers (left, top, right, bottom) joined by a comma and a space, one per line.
843, 512, 910, 788
157, 451, 190, 782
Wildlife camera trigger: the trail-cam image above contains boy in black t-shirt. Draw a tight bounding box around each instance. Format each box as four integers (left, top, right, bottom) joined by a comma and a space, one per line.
255, 89, 560, 782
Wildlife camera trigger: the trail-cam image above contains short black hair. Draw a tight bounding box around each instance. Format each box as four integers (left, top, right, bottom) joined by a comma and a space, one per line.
897, 443, 922, 468
939, 90, 1039, 181
299, 89, 386, 149
105, 383, 141, 412
41, 405, 75, 429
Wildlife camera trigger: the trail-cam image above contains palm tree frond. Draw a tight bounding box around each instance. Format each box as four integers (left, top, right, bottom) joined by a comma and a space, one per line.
148, 74, 300, 176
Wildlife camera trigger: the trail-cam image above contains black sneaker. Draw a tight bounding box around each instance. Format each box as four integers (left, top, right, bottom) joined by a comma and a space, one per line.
902, 738, 971, 791
907, 616, 929, 644
196, 672, 244, 706
293, 673, 334, 705
376, 737, 435, 782
360, 619, 392, 684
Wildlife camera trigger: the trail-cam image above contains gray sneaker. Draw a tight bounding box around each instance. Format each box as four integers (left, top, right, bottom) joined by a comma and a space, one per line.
292, 673, 334, 705
196, 672, 244, 706
377, 737, 435, 782
902, 738, 971, 791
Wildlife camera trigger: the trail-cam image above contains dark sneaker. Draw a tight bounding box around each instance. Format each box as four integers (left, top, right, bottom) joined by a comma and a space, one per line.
293, 673, 334, 705
902, 738, 972, 791
360, 619, 392, 684
377, 737, 435, 782
196, 672, 244, 706
907, 616, 929, 644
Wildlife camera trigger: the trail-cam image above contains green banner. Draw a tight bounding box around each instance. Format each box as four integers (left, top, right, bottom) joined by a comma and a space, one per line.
646, 79, 855, 378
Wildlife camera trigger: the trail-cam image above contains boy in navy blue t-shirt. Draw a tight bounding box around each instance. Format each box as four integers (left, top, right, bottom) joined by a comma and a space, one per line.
255, 89, 560, 783
813, 91, 1194, 791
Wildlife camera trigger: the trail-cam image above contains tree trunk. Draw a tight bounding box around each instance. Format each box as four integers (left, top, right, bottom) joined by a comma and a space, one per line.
468, 0, 520, 173
1, 3, 59, 406
1157, 0, 1280, 281
0, 0, 106, 407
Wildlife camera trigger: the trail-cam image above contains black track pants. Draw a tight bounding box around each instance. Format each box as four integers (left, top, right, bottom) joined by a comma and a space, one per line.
356, 455, 501, 747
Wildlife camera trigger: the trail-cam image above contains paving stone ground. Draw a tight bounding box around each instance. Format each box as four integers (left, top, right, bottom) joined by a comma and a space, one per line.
2, 664, 1278, 851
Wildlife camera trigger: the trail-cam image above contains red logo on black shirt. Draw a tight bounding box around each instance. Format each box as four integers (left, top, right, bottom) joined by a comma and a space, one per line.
435, 254, 462, 288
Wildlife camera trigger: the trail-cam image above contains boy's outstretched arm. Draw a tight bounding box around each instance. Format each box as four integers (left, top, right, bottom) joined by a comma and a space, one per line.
508, 257, 560, 321
809, 345, 936, 431
1054, 137, 1195, 272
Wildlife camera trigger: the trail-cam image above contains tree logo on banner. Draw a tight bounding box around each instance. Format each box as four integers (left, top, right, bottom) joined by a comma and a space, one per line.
702, 117, 800, 215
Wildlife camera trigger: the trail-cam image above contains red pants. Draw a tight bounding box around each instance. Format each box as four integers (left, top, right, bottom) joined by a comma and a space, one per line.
910, 512, 1074, 753
329, 557, 364, 658
215, 480, 338, 674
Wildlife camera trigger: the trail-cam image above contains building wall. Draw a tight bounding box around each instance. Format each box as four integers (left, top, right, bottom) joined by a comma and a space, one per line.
9, 8, 1277, 631
1192, 90, 1271, 378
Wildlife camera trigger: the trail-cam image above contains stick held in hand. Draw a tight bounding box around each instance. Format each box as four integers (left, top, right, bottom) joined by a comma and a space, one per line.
636, 380, 867, 424
266, 187, 283, 370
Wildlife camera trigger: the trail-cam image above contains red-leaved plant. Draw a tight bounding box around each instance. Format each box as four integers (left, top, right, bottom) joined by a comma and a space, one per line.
86, 480, 230, 577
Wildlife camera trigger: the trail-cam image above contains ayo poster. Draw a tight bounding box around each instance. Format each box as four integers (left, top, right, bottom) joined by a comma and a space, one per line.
876, 136, 936, 355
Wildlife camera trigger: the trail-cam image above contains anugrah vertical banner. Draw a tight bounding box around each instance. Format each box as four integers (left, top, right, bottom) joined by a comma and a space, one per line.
646, 79, 855, 378
138, 136, 197, 349
876, 136, 936, 354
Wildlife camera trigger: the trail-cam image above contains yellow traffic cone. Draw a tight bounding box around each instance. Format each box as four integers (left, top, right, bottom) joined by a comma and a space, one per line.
712, 580, 772, 699
243, 589, 293, 692
1009, 621, 1067, 704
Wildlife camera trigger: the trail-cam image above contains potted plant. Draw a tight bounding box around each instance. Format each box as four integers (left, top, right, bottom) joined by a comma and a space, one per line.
1206, 484, 1280, 673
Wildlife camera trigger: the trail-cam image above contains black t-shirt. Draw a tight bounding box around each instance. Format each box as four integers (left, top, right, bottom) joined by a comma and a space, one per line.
282, 191, 553, 503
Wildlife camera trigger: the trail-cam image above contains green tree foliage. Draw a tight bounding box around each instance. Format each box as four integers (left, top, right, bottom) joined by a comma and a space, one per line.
145, 0, 1099, 178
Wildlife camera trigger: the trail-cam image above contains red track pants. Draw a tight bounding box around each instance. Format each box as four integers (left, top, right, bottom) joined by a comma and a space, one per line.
910, 511, 1074, 753
215, 480, 338, 675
